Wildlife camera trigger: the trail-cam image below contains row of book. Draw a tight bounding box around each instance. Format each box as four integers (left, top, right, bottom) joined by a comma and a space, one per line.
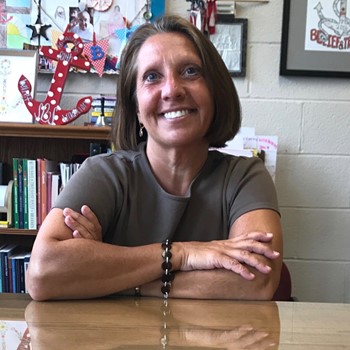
0, 244, 31, 294
89, 96, 116, 126
12, 158, 82, 230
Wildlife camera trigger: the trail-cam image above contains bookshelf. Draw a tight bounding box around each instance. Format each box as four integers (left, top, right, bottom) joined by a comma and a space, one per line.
0, 123, 111, 246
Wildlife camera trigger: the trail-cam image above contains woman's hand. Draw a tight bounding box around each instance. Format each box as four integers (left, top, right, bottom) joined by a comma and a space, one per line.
177, 231, 280, 280
63, 205, 102, 241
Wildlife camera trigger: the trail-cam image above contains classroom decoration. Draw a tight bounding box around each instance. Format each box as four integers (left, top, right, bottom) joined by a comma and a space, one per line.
187, 0, 217, 34
83, 33, 109, 77
3, 1, 165, 74
207, 0, 217, 34
114, 25, 140, 69
17, 26, 92, 125
26, 0, 52, 46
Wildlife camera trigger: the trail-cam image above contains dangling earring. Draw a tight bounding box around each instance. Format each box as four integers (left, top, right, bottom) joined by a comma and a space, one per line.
139, 122, 145, 137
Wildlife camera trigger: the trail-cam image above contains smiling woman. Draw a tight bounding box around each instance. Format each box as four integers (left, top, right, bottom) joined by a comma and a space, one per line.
135, 32, 214, 157
26, 15, 283, 302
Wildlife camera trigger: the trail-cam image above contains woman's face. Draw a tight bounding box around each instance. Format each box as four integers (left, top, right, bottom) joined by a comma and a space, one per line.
135, 32, 214, 150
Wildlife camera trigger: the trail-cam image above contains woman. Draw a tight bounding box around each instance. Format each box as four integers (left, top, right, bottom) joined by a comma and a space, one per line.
26, 15, 282, 301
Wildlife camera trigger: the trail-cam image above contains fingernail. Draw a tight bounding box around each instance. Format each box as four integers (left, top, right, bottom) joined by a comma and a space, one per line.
273, 251, 280, 256
266, 232, 273, 237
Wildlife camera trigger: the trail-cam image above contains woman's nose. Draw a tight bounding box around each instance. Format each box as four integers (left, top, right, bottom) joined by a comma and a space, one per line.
161, 75, 185, 100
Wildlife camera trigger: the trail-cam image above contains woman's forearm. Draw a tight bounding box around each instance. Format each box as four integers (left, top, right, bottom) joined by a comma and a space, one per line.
27, 238, 164, 300
141, 268, 278, 300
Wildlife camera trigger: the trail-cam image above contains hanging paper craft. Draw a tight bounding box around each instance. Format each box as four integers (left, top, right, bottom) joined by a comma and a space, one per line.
83, 33, 109, 77
115, 25, 139, 69
207, 0, 217, 35
26, 0, 52, 46
18, 26, 92, 125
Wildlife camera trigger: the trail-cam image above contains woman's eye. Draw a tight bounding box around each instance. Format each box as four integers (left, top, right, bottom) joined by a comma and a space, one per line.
184, 66, 201, 77
144, 72, 159, 82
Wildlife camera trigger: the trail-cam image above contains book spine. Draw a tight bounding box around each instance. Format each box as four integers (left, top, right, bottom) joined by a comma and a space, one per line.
22, 159, 29, 229
0, 251, 2, 293
27, 159, 37, 230
36, 159, 42, 226
12, 158, 19, 229
24, 253, 31, 294
19, 257, 25, 293
3, 251, 9, 292
41, 159, 47, 223
46, 172, 53, 214
17, 159, 24, 229
11, 257, 16, 293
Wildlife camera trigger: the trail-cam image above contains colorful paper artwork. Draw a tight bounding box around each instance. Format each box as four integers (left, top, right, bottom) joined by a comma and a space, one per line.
0, 0, 165, 74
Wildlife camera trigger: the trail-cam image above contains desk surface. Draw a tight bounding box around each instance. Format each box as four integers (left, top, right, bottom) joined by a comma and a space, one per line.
1, 293, 350, 349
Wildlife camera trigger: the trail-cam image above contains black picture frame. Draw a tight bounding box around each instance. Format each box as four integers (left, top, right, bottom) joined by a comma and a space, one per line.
280, 0, 350, 78
210, 15, 248, 77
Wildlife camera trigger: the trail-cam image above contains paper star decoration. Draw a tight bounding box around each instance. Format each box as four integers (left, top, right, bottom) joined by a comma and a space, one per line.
27, 19, 52, 41
26, 0, 51, 45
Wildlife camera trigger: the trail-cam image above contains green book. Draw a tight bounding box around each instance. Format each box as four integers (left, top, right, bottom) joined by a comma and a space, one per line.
12, 158, 19, 229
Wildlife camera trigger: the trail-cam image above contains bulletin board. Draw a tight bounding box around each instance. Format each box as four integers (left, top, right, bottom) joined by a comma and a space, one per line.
2, 0, 164, 74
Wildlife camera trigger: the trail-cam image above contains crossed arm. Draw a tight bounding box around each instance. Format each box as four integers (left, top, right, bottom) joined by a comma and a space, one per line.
26, 206, 282, 301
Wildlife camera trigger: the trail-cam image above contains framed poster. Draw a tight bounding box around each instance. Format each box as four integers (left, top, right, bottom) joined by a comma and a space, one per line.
210, 15, 248, 77
0, 49, 38, 123
280, 0, 350, 77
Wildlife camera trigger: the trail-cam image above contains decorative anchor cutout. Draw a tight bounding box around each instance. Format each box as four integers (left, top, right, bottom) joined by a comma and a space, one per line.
18, 26, 92, 125
314, 0, 350, 42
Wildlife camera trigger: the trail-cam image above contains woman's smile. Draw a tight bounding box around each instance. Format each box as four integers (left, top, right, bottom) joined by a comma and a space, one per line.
161, 109, 196, 119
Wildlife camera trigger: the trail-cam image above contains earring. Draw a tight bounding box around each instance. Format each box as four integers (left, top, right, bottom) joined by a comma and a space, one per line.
139, 123, 145, 137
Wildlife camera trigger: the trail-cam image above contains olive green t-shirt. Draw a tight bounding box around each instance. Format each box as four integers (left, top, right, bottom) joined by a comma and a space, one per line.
54, 142, 279, 246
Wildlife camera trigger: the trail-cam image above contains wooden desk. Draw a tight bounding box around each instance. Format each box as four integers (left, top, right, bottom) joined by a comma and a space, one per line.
1, 293, 350, 349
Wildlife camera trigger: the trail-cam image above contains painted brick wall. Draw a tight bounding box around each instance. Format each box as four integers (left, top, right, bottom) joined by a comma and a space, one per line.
36, 0, 350, 302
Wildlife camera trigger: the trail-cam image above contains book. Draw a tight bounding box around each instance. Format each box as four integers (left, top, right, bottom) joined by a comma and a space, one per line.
24, 252, 31, 294
17, 159, 24, 229
46, 171, 60, 213
37, 159, 58, 223
38, 158, 47, 225
27, 159, 37, 230
22, 159, 29, 229
9, 255, 15, 293
12, 158, 19, 229
11, 252, 27, 294
0, 244, 19, 293
36, 158, 43, 225
51, 173, 60, 209
0, 244, 6, 293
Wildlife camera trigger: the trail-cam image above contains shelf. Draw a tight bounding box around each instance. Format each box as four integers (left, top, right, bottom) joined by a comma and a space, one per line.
0, 228, 37, 236
0, 123, 111, 140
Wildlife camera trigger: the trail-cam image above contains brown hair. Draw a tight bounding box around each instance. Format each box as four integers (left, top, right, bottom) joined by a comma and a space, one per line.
111, 15, 241, 150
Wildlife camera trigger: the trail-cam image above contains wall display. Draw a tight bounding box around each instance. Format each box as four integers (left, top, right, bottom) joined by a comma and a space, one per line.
210, 15, 247, 77
0, 49, 38, 123
3, 0, 162, 74
280, 0, 350, 77
18, 28, 92, 125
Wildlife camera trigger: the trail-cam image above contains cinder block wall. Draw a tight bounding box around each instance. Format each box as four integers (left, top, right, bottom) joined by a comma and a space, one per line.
36, 0, 350, 302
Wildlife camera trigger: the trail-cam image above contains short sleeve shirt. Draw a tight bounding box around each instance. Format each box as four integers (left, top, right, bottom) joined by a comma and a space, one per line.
54, 142, 279, 246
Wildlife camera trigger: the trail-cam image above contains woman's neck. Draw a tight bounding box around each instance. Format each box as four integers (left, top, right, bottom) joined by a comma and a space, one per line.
145, 141, 209, 196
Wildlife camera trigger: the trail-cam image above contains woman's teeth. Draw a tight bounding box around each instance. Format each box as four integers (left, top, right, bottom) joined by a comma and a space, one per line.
163, 110, 189, 119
